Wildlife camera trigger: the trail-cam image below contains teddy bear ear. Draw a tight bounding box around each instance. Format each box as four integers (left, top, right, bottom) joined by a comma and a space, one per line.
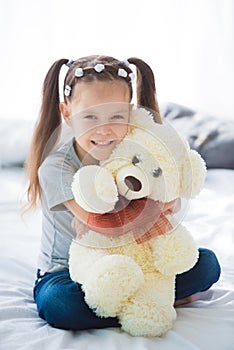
180, 150, 207, 198
71, 165, 118, 213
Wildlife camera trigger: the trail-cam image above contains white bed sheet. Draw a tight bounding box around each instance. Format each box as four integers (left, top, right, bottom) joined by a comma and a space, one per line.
0, 167, 233, 350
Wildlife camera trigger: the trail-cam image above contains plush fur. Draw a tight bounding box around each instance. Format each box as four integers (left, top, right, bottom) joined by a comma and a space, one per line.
69, 107, 206, 337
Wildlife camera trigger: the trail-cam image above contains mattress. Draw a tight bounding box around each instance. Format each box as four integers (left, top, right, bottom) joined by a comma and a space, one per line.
0, 167, 233, 350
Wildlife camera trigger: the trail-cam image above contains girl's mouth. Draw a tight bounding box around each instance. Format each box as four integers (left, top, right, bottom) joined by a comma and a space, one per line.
91, 140, 114, 147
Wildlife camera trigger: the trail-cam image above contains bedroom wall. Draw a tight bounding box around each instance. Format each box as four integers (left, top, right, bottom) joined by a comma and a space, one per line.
0, 0, 233, 121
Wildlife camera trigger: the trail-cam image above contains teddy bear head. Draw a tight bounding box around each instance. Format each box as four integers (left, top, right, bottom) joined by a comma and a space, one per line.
101, 107, 206, 204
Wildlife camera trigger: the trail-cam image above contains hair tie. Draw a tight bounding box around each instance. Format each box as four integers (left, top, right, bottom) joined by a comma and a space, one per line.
66, 59, 74, 68
129, 72, 135, 83
123, 59, 130, 67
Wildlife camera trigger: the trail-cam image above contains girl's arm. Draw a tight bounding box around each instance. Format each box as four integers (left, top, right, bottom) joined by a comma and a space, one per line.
64, 199, 89, 224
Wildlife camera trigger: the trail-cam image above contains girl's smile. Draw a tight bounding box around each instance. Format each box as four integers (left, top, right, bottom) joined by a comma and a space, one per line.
91, 140, 114, 147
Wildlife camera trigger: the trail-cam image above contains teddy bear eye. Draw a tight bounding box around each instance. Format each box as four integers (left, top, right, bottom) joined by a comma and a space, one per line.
132, 155, 141, 165
152, 167, 162, 177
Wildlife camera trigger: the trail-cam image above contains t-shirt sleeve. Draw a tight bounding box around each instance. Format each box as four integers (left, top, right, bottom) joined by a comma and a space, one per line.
38, 157, 77, 211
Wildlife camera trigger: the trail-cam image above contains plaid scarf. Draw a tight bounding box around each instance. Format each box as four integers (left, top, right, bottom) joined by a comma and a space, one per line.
87, 197, 172, 244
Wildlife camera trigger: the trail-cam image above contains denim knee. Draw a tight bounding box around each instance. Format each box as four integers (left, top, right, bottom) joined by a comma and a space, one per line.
34, 270, 119, 330
34, 271, 74, 329
198, 248, 221, 290
175, 248, 221, 300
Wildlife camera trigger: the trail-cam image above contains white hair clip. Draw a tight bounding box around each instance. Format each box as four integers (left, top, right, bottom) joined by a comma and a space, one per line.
64, 85, 72, 97
118, 68, 128, 78
75, 68, 84, 77
94, 64, 105, 73
129, 72, 135, 83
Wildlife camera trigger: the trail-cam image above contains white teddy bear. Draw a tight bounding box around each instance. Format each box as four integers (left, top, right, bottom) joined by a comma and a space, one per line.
69, 107, 206, 337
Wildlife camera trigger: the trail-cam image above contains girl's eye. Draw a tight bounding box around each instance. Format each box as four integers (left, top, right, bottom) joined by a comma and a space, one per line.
111, 114, 125, 120
84, 115, 97, 120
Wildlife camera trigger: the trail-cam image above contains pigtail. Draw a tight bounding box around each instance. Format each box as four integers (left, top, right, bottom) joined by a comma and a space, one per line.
127, 57, 162, 124
25, 58, 69, 210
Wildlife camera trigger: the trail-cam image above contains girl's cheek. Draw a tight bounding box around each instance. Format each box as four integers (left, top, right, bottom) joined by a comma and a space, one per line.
118, 125, 129, 139
70, 121, 92, 139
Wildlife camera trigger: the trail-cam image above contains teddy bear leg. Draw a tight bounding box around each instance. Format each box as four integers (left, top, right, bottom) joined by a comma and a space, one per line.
83, 254, 144, 318
119, 273, 176, 337
69, 240, 106, 285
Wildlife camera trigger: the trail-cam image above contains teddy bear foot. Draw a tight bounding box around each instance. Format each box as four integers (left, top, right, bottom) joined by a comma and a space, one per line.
83, 254, 144, 317
118, 277, 177, 337
119, 303, 176, 337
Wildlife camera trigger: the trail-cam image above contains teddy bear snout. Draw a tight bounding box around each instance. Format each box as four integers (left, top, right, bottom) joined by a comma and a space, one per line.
124, 176, 142, 192
116, 165, 151, 200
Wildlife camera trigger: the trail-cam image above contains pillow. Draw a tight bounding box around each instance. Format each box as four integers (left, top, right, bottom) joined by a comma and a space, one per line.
0, 119, 33, 168
0, 119, 72, 168
160, 102, 234, 169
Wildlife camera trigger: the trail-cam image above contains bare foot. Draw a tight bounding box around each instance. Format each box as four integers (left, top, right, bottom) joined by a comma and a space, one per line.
174, 291, 207, 307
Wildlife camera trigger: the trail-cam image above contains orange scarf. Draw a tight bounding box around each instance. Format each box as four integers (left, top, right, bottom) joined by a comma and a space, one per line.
87, 197, 172, 244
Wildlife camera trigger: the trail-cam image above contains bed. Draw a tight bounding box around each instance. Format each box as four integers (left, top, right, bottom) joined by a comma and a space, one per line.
0, 103, 234, 350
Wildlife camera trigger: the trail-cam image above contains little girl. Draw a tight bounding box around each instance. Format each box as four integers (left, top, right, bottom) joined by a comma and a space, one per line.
26, 55, 220, 331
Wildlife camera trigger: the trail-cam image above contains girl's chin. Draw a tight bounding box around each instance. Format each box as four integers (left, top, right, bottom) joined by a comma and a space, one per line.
89, 145, 116, 161
90, 150, 113, 162
79, 149, 113, 164
92, 153, 112, 161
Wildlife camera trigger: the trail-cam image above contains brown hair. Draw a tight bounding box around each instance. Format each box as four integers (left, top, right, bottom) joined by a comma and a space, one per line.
25, 55, 162, 210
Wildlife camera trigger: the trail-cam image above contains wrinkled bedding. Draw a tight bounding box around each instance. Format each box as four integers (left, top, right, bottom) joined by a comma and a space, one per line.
0, 167, 233, 350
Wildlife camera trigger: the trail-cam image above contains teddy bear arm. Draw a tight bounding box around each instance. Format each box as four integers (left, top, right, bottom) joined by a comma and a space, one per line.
150, 225, 199, 275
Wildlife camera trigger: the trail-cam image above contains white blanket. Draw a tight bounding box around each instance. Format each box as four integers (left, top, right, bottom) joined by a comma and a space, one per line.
0, 168, 233, 350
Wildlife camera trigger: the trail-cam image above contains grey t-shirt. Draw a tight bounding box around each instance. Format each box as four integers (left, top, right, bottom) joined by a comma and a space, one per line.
37, 138, 82, 273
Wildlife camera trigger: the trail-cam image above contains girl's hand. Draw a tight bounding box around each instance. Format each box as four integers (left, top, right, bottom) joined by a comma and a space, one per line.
162, 198, 181, 215
71, 217, 88, 239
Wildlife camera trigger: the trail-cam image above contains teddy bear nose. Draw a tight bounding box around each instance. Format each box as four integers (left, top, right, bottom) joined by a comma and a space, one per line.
124, 176, 142, 192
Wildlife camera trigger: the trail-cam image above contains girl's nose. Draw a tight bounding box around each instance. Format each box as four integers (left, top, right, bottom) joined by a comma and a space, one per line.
96, 124, 112, 135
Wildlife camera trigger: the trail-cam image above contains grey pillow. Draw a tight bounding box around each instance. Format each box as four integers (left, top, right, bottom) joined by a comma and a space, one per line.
0, 119, 33, 168
160, 102, 234, 169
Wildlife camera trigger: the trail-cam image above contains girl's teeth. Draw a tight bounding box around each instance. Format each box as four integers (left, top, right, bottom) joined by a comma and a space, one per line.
94, 141, 112, 145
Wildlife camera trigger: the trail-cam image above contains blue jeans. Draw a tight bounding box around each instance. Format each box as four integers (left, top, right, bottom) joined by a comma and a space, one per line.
33, 248, 220, 331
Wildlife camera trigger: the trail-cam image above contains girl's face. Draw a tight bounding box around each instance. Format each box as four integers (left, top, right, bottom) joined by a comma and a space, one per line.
60, 80, 131, 163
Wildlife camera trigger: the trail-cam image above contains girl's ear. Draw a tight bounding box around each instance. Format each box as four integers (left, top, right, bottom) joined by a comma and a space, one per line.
60, 102, 71, 125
